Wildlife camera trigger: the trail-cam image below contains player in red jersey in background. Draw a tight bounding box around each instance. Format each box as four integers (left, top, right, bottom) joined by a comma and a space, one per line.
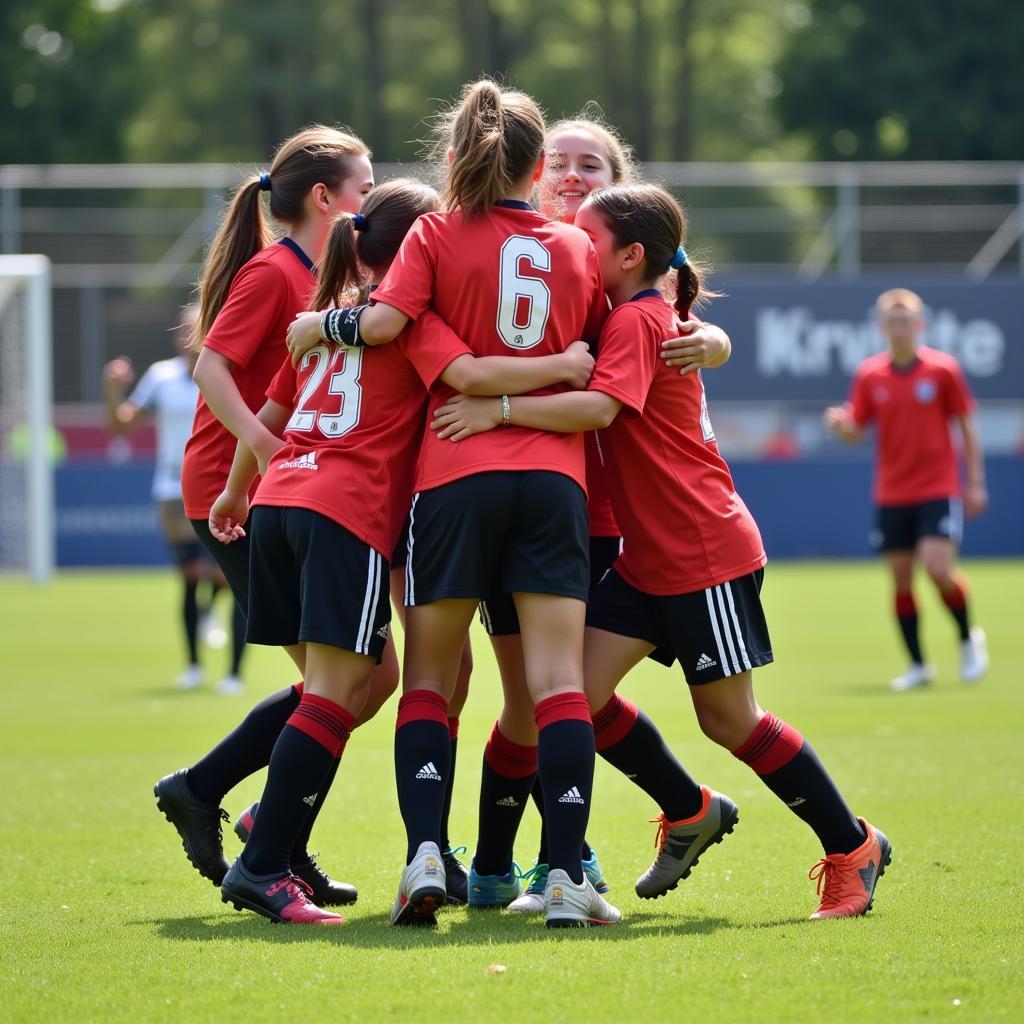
291, 81, 621, 928
155, 126, 377, 909
825, 288, 989, 691
433, 183, 892, 921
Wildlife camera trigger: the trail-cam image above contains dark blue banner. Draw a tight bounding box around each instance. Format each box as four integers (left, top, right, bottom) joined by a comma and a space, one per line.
704, 275, 1024, 401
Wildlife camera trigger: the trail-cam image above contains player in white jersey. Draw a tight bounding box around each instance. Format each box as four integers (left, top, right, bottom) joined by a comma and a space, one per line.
104, 306, 245, 692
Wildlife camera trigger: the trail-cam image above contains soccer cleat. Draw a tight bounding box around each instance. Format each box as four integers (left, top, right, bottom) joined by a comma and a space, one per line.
442, 846, 469, 905
233, 802, 358, 906
960, 627, 988, 684
468, 859, 522, 908
809, 818, 892, 919
154, 769, 230, 886
505, 863, 548, 914
221, 858, 344, 925
544, 868, 621, 928
173, 664, 203, 690
889, 662, 935, 692
636, 786, 739, 900
389, 841, 447, 926
215, 674, 244, 696
582, 848, 610, 894
201, 612, 228, 650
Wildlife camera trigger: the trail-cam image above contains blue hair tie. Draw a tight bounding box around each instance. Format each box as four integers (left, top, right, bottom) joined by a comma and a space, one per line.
353, 213, 366, 230
258, 172, 272, 192
670, 246, 688, 270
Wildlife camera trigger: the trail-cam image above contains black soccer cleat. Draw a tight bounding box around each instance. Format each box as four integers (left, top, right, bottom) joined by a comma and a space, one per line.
221, 859, 344, 925
443, 847, 470, 905
154, 769, 230, 886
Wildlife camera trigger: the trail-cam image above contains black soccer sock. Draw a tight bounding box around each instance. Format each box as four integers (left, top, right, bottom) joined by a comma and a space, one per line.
183, 579, 200, 665
394, 690, 451, 863
439, 720, 459, 852
291, 754, 342, 867
895, 591, 924, 664
186, 683, 302, 805
229, 599, 246, 677
535, 693, 594, 885
940, 577, 971, 642
473, 723, 537, 877
732, 711, 865, 855
594, 695, 704, 821
242, 694, 354, 877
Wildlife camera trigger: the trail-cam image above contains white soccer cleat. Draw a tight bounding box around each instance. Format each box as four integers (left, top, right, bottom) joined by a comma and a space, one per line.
889, 662, 935, 692
202, 612, 228, 649
960, 627, 988, 684
544, 868, 621, 928
390, 841, 447, 927
174, 664, 203, 690
215, 674, 244, 696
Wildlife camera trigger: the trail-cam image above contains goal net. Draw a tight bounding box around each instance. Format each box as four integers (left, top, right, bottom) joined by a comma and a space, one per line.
0, 255, 54, 582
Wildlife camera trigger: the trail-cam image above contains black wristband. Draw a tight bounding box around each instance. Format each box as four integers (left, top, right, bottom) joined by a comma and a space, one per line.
323, 304, 369, 347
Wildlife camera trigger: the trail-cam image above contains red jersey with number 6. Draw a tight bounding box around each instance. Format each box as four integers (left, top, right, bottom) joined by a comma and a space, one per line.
588, 293, 766, 596
372, 201, 607, 494
254, 311, 471, 558
182, 240, 316, 520
848, 346, 975, 505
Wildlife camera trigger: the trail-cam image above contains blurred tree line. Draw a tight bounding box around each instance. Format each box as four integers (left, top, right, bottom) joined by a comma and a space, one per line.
3, 0, 1022, 164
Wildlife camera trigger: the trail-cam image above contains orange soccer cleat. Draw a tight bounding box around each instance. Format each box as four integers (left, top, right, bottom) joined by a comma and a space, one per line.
808, 818, 892, 919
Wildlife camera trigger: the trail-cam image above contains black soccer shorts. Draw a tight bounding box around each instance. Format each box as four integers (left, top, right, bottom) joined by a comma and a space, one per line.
871, 497, 964, 552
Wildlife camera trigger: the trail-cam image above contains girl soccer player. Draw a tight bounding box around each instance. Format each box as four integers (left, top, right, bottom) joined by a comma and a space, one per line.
432, 183, 892, 921
208, 177, 599, 924
289, 81, 621, 928
154, 126, 376, 908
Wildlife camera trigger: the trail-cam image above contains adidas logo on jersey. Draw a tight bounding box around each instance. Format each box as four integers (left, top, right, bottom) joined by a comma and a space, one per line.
415, 762, 442, 782
558, 786, 585, 805
496, 796, 520, 808
695, 652, 717, 671
280, 451, 319, 471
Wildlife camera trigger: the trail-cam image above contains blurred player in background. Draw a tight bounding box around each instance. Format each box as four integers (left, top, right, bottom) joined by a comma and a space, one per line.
103, 305, 245, 692
825, 288, 989, 691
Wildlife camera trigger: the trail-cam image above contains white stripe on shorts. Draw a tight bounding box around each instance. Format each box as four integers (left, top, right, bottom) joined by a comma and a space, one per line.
405, 493, 419, 606
705, 587, 730, 674
714, 585, 742, 675
356, 549, 383, 654
723, 580, 752, 671
479, 600, 493, 634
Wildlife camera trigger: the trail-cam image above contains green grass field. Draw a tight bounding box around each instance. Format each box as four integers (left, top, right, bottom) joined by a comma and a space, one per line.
1, 561, 1021, 1023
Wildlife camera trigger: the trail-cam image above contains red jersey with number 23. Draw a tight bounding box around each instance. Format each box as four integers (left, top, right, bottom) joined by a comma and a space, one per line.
848, 346, 975, 506
181, 240, 316, 519
588, 293, 766, 596
372, 201, 607, 494
254, 312, 471, 558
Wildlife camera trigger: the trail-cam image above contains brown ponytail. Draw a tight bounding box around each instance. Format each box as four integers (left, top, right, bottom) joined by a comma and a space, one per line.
585, 183, 718, 314
313, 178, 440, 311
191, 124, 370, 348
436, 80, 546, 218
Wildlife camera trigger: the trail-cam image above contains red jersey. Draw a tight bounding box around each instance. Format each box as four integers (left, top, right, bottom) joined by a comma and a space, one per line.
372, 201, 607, 494
585, 431, 620, 537
588, 293, 766, 596
254, 311, 470, 558
849, 346, 975, 505
181, 240, 315, 519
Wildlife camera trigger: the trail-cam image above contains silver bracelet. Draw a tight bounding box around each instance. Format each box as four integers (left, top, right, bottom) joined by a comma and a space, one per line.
501, 394, 511, 427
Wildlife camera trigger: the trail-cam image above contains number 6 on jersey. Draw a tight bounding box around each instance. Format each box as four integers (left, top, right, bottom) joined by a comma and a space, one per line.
497, 235, 551, 349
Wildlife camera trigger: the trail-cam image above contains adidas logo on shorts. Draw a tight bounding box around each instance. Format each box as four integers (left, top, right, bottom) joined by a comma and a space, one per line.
302, 792, 318, 807
376, 624, 389, 640
496, 796, 520, 808
695, 652, 717, 671
279, 451, 318, 471
415, 762, 442, 782
558, 786, 585, 805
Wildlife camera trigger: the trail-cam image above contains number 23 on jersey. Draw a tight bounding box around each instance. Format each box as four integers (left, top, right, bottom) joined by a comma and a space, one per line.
286, 344, 364, 438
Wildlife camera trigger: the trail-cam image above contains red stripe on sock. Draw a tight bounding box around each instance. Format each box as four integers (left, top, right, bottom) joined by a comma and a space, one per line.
534, 692, 592, 731
894, 591, 917, 618
484, 722, 538, 778
448, 717, 460, 741
396, 689, 449, 731
942, 578, 967, 612
288, 693, 355, 757
592, 694, 639, 752
731, 711, 803, 776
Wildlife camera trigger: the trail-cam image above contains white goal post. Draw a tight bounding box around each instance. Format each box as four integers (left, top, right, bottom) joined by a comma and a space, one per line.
0, 254, 54, 582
